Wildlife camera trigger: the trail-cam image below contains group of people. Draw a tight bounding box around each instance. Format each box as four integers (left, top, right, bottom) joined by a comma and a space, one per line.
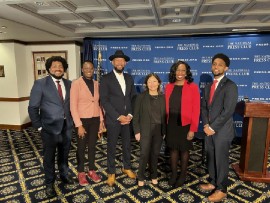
28, 50, 238, 202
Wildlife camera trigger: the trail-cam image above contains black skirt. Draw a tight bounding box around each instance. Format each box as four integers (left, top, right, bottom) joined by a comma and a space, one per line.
166, 85, 193, 151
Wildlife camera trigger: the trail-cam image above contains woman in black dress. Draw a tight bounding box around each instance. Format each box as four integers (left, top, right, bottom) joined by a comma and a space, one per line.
133, 73, 166, 188
165, 61, 200, 187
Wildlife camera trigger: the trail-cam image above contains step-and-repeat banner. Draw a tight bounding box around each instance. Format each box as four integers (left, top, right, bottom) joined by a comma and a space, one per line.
84, 34, 270, 136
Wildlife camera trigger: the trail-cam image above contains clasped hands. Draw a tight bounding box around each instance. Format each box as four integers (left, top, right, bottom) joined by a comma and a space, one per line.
203, 124, 215, 136
118, 115, 132, 125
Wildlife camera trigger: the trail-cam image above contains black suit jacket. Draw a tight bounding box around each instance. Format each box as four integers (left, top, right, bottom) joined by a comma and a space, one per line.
100, 71, 136, 125
201, 76, 238, 139
133, 92, 166, 137
28, 76, 73, 135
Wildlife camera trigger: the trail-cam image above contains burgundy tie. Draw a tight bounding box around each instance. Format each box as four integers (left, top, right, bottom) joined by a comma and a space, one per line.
209, 79, 218, 104
56, 81, 64, 102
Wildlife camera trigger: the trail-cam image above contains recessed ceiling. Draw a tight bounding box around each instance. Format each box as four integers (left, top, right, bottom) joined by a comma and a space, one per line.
0, 0, 269, 42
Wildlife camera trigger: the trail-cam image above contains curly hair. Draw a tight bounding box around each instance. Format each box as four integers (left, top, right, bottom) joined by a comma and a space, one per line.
45, 56, 68, 72
144, 73, 162, 93
168, 60, 194, 84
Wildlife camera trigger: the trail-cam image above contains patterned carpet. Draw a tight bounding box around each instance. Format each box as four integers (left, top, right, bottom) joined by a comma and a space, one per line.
0, 128, 270, 203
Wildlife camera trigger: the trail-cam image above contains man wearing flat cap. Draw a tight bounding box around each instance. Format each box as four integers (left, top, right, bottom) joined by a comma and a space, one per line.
200, 53, 238, 202
100, 50, 137, 186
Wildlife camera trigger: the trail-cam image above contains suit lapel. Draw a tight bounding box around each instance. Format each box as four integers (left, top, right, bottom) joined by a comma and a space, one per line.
62, 78, 70, 104
124, 73, 129, 96
111, 71, 125, 96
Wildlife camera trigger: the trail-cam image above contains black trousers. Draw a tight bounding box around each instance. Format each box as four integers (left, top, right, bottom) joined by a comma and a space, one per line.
41, 120, 72, 185
106, 123, 131, 174
76, 117, 100, 172
138, 124, 163, 181
205, 134, 233, 192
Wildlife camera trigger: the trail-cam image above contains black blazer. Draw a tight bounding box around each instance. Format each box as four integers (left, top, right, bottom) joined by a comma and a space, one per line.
100, 71, 137, 125
133, 91, 166, 137
28, 76, 73, 135
201, 76, 238, 139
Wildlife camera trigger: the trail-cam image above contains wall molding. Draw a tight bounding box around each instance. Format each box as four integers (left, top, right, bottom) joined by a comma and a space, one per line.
0, 39, 82, 46
0, 122, 32, 130
0, 97, 30, 102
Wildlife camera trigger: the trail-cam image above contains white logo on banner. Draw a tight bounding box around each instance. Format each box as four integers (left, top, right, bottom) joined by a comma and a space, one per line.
131, 45, 152, 51
202, 45, 224, 48
201, 57, 212, 63
227, 41, 252, 49
254, 70, 270, 74
131, 69, 151, 76
178, 58, 198, 62
154, 71, 170, 75
153, 57, 174, 63
93, 44, 107, 51
111, 46, 128, 49
251, 97, 270, 101
132, 59, 150, 62
234, 121, 243, 128
191, 70, 198, 76
177, 43, 199, 50
230, 57, 250, 61
227, 69, 250, 76
200, 82, 211, 89
252, 82, 270, 89
253, 55, 270, 62
155, 46, 174, 49
255, 43, 270, 47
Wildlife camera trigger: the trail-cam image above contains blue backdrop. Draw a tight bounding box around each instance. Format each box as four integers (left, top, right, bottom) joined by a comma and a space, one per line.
83, 34, 270, 136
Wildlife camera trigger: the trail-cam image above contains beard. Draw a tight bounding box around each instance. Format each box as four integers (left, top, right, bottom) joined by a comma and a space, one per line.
212, 71, 223, 77
49, 73, 64, 79
114, 66, 124, 73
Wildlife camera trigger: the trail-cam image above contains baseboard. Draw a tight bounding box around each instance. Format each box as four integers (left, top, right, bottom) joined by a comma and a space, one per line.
0, 122, 32, 130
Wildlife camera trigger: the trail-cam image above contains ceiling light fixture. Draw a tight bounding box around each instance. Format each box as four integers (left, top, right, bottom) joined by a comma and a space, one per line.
1, 26, 7, 29
34, 1, 50, 6
232, 28, 258, 32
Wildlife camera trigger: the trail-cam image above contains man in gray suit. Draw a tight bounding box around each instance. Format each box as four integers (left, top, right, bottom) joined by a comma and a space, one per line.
200, 53, 238, 202
28, 56, 74, 198
100, 50, 137, 186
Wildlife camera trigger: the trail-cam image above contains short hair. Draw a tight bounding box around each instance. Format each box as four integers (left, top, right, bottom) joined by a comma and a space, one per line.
82, 60, 94, 66
168, 60, 194, 84
144, 73, 162, 93
45, 56, 68, 72
212, 53, 230, 67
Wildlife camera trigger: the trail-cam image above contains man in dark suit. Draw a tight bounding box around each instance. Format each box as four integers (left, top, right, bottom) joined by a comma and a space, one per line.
100, 50, 137, 186
200, 53, 238, 202
28, 56, 74, 198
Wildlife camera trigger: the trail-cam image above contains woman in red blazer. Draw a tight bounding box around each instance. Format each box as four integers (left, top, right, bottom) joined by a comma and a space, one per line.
70, 61, 104, 186
165, 60, 200, 187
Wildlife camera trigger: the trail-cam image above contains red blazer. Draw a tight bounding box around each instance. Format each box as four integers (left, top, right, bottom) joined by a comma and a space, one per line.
165, 80, 200, 132
70, 77, 103, 127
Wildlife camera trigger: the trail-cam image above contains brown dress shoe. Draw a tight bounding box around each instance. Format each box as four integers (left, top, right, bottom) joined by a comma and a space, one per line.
107, 174, 115, 186
199, 183, 215, 191
208, 190, 227, 202
122, 169, 136, 179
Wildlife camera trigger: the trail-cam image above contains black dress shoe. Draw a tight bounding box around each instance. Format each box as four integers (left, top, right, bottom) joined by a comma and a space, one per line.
61, 175, 74, 184
45, 184, 56, 198
168, 176, 177, 186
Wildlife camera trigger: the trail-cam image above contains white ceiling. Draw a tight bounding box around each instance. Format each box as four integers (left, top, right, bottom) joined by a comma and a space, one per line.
0, 0, 270, 42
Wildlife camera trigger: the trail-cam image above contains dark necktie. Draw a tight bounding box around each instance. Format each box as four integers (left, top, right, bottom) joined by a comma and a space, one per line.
56, 81, 64, 102
209, 79, 218, 104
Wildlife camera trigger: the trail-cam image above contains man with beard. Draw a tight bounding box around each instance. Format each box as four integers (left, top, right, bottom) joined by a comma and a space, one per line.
100, 50, 137, 186
200, 53, 238, 202
28, 56, 74, 198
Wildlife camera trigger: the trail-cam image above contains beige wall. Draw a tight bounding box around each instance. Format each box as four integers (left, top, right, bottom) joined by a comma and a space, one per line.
0, 42, 81, 128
